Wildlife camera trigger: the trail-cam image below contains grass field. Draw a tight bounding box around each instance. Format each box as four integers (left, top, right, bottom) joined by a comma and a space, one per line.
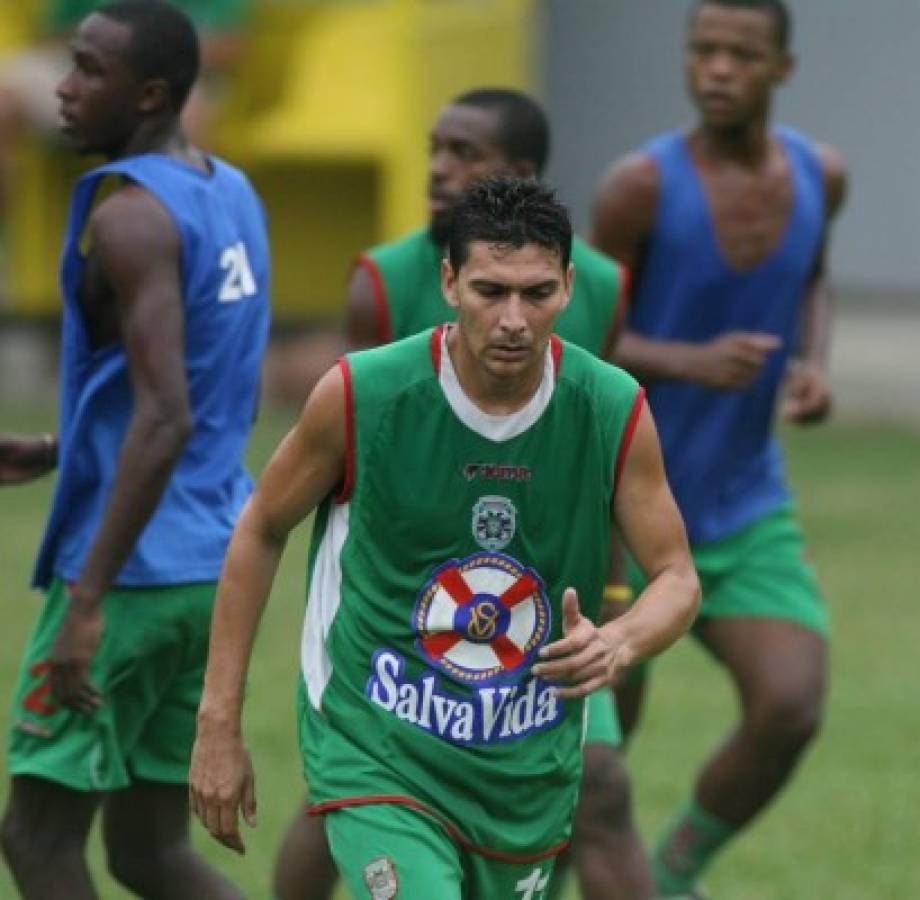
1, 401, 918, 899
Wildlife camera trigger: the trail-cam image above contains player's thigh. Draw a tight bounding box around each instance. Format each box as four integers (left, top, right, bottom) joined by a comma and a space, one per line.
324, 803, 462, 899
7, 579, 131, 791
465, 852, 557, 900
125, 582, 215, 785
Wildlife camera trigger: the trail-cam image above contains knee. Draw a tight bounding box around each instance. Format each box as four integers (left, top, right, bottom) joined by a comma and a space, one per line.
106, 838, 183, 895
746, 686, 825, 756
1, 805, 55, 877
0, 806, 29, 871
576, 747, 635, 837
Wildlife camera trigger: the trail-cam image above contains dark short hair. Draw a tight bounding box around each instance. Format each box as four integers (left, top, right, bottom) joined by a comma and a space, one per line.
452, 88, 550, 176
447, 176, 572, 273
691, 0, 791, 51
96, 1, 200, 111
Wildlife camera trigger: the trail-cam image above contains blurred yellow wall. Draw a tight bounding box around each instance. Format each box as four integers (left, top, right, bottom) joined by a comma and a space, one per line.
3, 0, 536, 320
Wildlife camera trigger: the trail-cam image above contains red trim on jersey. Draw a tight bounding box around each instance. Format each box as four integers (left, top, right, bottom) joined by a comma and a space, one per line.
613, 387, 646, 495
431, 324, 445, 373
309, 794, 570, 864
354, 254, 392, 344
550, 334, 563, 378
334, 358, 356, 503
602, 262, 632, 359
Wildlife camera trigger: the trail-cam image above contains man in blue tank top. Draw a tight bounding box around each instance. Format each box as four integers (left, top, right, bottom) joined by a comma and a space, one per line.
591, 1, 847, 896
0, 4, 268, 898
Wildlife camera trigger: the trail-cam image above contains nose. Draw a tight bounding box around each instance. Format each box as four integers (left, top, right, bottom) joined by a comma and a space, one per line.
56, 69, 76, 102
707, 49, 736, 80
429, 147, 451, 184
497, 294, 528, 336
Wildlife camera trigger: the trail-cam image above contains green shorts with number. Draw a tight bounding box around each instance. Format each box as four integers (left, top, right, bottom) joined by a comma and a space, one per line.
583, 687, 622, 747
630, 504, 828, 639
8, 577, 216, 792
324, 800, 559, 900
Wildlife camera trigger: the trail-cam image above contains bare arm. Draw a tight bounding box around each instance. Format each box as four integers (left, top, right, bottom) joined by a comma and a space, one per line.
783, 144, 848, 423
592, 154, 782, 388
533, 402, 699, 696
0, 433, 57, 485
191, 365, 346, 853
344, 257, 387, 350
49, 186, 193, 710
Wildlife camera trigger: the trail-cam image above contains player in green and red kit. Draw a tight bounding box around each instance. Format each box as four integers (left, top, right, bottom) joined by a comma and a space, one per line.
272, 89, 646, 900
190, 177, 700, 899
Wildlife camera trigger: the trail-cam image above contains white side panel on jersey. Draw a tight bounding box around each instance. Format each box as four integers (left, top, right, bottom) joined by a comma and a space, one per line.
301, 502, 350, 710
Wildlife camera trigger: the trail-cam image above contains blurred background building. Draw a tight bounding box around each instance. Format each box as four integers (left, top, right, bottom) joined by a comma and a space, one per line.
0, 0, 916, 418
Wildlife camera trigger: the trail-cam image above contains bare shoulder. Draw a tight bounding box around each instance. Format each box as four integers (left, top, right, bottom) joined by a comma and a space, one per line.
594, 152, 659, 212
591, 152, 659, 262
814, 142, 848, 218
300, 361, 347, 437
88, 182, 179, 266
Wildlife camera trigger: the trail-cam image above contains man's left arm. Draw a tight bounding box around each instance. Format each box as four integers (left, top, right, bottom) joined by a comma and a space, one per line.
49, 185, 192, 711
533, 402, 700, 697
783, 144, 848, 424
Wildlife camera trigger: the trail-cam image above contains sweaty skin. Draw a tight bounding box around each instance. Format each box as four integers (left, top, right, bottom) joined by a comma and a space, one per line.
190, 239, 699, 857
589, 3, 847, 895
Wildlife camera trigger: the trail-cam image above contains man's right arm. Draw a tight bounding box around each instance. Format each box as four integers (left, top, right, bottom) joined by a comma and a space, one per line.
190, 363, 347, 853
345, 258, 387, 350
591, 154, 780, 389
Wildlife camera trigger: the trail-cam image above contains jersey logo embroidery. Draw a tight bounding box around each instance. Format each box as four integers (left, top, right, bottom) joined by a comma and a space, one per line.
363, 856, 398, 899
472, 495, 516, 551
413, 552, 549, 685
463, 463, 532, 483
366, 553, 562, 745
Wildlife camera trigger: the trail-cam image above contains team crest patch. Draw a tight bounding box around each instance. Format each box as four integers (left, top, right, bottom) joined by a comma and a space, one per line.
413, 551, 550, 685
363, 856, 398, 899
472, 495, 516, 551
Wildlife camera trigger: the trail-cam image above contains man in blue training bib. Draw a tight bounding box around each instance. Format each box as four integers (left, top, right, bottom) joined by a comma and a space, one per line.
0, 3, 268, 898
591, 0, 847, 896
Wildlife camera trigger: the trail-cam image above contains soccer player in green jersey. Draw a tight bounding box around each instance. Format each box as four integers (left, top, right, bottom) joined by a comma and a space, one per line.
190, 176, 700, 899
273, 89, 648, 900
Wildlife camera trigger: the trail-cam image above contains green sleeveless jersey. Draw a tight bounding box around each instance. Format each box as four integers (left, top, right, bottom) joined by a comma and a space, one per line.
359, 228, 628, 354
301, 326, 644, 858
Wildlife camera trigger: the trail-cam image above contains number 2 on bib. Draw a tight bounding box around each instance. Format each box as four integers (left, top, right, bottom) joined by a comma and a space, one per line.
218, 241, 257, 302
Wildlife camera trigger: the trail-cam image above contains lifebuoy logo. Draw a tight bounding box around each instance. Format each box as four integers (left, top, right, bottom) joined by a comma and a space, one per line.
364, 552, 563, 746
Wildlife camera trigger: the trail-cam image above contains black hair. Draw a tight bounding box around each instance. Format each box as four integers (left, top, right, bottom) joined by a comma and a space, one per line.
447, 176, 572, 273
691, 0, 791, 51
452, 88, 550, 176
96, 1, 200, 111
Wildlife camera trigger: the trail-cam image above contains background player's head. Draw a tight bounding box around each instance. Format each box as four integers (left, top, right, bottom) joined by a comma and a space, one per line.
428, 88, 550, 244
441, 176, 573, 381
57, 0, 200, 156
685, 0, 793, 131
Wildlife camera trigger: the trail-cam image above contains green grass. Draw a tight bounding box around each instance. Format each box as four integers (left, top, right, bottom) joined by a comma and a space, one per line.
1, 404, 918, 899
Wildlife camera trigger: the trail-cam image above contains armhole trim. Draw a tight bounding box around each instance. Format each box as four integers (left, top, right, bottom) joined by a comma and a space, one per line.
602, 262, 632, 359
431, 324, 445, 373
355, 254, 392, 344
550, 334, 563, 378
334, 358, 356, 503
613, 387, 646, 498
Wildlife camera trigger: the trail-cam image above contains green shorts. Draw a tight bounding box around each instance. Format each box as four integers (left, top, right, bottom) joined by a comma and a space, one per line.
630, 504, 828, 640
8, 578, 216, 792
583, 688, 622, 747
324, 801, 558, 900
